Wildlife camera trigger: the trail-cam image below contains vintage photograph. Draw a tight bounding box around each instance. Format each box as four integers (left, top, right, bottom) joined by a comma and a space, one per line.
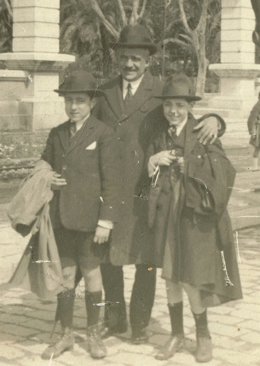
0, 0, 259, 365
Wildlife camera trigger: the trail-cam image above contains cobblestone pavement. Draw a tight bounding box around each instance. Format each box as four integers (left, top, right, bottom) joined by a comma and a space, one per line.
0, 149, 260, 366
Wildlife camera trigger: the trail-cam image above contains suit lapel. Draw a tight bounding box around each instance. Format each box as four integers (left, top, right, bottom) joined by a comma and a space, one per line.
66, 116, 96, 155
103, 76, 124, 120
57, 121, 70, 152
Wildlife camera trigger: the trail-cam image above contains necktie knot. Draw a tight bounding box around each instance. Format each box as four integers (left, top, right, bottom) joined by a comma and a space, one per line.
168, 125, 176, 138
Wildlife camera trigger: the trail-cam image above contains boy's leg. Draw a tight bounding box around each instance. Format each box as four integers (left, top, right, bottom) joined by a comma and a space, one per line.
42, 229, 77, 360
182, 282, 212, 363
130, 264, 156, 344
100, 263, 127, 335
155, 280, 185, 360
79, 234, 106, 359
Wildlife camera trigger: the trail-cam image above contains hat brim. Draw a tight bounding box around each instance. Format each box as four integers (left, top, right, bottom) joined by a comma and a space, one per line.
54, 89, 104, 97
110, 42, 157, 55
155, 95, 201, 102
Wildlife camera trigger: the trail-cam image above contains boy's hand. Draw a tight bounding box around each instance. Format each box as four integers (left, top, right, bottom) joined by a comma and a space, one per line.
94, 226, 111, 244
51, 172, 67, 190
193, 117, 219, 145
150, 150, 176, 167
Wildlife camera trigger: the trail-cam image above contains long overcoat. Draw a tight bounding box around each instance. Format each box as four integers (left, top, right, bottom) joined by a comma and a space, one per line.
41, 116, 120, 232
145, 114, 242, 306
94, 71, 162, 265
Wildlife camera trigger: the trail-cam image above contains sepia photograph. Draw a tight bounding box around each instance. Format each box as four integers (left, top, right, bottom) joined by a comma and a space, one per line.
0, 0, 259, 365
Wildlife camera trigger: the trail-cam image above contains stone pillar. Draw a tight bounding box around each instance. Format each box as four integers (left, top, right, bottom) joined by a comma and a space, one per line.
0, 0, 74, 131
207, 0, 260, 146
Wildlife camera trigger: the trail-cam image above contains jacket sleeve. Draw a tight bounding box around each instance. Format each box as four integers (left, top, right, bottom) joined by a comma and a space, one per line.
98, 126, 120, 222
41, 128, 55, 168
185, 139, 236, 217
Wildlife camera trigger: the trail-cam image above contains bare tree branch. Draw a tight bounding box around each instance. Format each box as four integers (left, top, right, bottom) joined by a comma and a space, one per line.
164, 37, 191, 49
197, 0, 209, 30
3, 0, 12, 16
89, 0, 119, 38
115, 0, 127, 26
130, 0, 140, 25
139, 0, 148, 19
178, 0, 192, 35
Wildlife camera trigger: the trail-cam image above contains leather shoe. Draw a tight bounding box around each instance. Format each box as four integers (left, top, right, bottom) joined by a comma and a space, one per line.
131, 328, 149, 345
155, 334, 184, 360
87, 326, 107, 359
196, 336, 213, 363
41, 329, 74, 360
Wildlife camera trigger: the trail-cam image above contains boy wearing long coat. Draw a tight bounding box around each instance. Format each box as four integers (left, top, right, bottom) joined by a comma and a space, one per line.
145, 74, 242, 363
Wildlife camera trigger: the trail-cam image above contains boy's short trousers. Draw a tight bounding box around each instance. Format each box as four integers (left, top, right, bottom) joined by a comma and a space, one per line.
54, 227, 106, 268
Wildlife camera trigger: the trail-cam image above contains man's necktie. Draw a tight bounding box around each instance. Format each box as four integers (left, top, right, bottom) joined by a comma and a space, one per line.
70, 122, 77, 138
124, 83, 133, 104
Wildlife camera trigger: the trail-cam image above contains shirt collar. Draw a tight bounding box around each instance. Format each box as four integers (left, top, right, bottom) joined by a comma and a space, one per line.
122, 74, 144, 96
72, 113, 90, 131
169, 116, 188, 136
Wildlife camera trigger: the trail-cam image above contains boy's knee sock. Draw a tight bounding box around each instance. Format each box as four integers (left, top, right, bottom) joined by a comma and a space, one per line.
168, 302, 184, 336
57, 289, 76, 329
192, 310, 210, 338
85, 291, 102, 328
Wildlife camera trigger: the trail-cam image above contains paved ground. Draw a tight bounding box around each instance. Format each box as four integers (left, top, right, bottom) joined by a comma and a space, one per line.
0, 146, 260, 366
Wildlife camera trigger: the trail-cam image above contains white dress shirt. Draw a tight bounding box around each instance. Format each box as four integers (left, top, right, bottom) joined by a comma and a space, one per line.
122, 75, 144, 99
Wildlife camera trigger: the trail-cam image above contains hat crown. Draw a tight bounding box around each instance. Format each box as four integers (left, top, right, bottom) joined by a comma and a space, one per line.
58, 70, 98, 94
111, 24, 157, 55
162, 74, 198, 100
119, 24, 152, 46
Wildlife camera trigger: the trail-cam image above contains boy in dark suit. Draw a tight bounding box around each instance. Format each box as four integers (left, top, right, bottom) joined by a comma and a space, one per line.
41, 70, 119, 360
145, 74, 242, 363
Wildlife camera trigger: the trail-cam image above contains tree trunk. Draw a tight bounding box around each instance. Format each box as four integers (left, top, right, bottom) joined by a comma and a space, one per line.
196, 55, 209, 95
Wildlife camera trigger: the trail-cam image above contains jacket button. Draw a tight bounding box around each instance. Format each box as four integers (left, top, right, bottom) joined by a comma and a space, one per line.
62, 165, 67, 171
117, 137, 121, 141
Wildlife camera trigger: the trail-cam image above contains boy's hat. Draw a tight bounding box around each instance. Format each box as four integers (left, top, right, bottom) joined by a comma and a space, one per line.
110, 24, 157, 55
156, 74, 201, 102
54, 70, 104, 97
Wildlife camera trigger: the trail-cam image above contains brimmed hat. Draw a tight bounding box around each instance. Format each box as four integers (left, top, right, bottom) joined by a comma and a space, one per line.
156, 74, 201, 102
110, 25, 157, 55
54, 70, 104, 97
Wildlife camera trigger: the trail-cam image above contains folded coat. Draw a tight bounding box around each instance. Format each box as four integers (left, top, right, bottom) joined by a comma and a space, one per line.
1, 160, 63, 299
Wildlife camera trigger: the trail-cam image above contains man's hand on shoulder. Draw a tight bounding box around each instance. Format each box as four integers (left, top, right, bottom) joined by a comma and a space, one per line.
193, 116, 220, 145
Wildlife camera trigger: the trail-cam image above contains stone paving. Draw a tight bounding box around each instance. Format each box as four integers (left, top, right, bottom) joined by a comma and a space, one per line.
0, 147, 260, 366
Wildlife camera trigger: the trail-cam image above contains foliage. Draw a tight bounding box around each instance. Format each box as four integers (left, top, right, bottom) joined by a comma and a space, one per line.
0, 0, 12, 52
0, 0, 221, 91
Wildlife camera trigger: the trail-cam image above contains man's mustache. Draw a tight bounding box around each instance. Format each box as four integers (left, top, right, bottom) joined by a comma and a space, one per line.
123, 67, 137, 72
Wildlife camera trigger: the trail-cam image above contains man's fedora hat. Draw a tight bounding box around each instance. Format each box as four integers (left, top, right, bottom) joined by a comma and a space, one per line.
156, 74, 201, 102
110, 24, 157, 55
54, 70, 104, 97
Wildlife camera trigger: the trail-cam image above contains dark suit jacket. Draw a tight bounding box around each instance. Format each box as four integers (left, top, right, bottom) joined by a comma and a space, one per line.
41, 115, 120, 232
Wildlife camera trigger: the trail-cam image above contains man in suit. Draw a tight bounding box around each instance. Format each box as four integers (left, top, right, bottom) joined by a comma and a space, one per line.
95, 24, 226, 344
40, 70, 119, 360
